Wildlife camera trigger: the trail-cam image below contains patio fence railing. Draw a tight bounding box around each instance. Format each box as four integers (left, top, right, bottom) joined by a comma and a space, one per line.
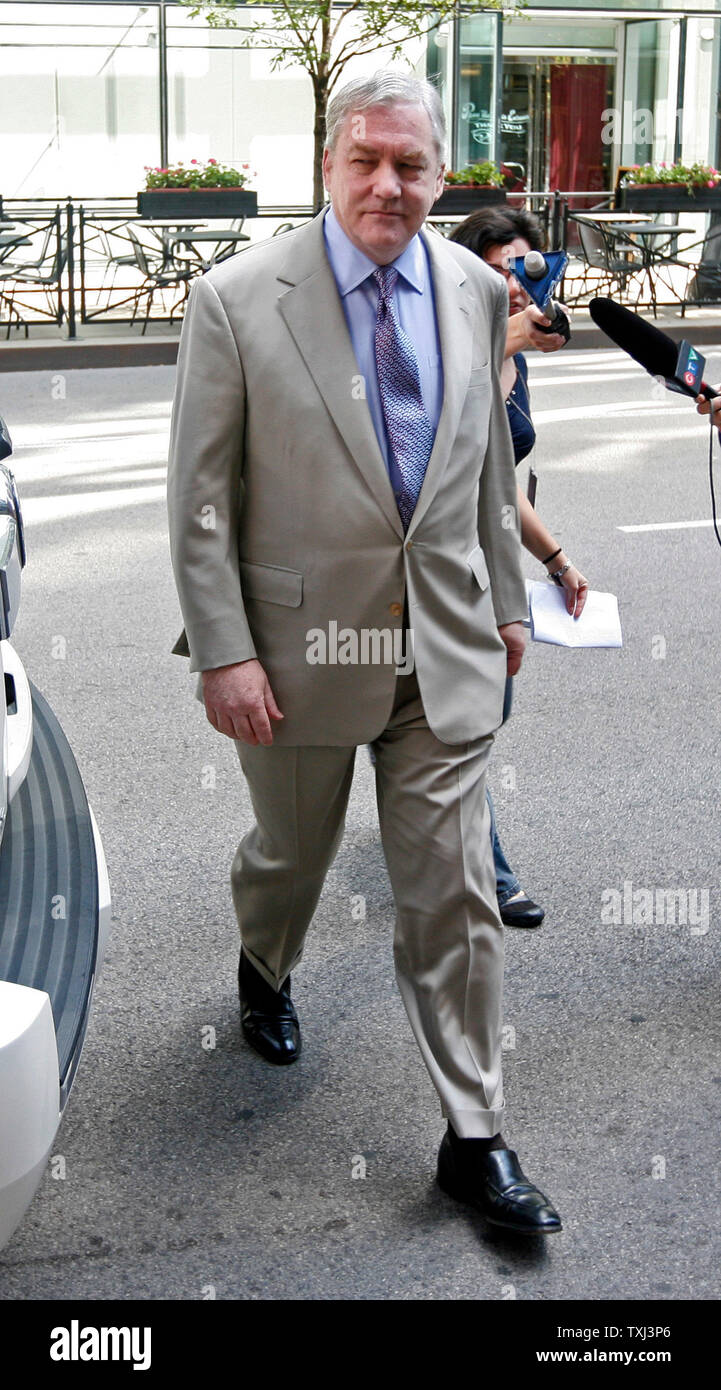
0, 190, 705, 341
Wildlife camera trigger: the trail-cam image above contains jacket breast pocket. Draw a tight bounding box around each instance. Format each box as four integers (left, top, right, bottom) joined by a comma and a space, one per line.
468, 363, 491, 388
467, 544, 490, 591
239, 559, 303, 607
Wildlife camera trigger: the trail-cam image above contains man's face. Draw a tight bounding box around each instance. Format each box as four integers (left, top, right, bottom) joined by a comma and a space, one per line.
322, 102, 445, 264
484, 237, 532, 316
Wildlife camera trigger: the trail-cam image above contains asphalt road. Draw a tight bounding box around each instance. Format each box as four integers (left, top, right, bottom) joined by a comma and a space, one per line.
0, 344, 719, 1301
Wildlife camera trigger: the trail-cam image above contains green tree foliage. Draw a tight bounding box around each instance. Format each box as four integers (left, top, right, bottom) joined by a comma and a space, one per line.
186, 1, 510, 209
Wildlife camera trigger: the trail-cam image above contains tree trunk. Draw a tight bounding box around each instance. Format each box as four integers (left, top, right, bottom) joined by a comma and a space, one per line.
312, 72, 329, 213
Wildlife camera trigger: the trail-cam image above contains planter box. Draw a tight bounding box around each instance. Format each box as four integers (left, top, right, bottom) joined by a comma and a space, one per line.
433, 187, 507, 215
620, 184, 721, 213
136, 189, 258, 219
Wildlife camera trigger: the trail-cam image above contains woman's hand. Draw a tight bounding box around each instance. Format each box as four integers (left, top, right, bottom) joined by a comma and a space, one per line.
554, 561, 589, 618
517, 493, 589, 619
506, 304, 568, 356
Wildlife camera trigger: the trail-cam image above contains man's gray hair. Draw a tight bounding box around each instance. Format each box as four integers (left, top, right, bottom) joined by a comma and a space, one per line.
325, 70, 446, 164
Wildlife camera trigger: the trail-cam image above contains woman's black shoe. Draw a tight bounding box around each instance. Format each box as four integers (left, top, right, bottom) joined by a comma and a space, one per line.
499, 894, 545, 929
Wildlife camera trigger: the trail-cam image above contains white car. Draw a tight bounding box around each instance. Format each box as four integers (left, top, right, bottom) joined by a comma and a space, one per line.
0, 413, 111, 1250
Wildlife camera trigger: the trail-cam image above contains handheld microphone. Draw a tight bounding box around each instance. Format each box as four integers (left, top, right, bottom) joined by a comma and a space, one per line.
588, 297, 718, 401
590, 297, 721, 555
511, 249, 571, 342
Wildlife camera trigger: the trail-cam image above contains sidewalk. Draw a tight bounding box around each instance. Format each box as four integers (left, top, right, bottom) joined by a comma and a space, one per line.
3, 305, 721, 372
0, 318, 181, 372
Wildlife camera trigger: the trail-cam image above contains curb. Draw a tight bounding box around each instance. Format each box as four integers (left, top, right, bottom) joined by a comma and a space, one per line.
2, 320, 721, 373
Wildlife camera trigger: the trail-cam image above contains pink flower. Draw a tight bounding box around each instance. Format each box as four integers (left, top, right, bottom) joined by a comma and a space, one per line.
208, 158, 217, 165
709, 179, 715, 187
191, 158, 198, 165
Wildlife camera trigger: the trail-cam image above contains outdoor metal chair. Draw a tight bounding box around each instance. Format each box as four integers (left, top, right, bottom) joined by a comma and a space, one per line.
0, 236, 68, 330
96, 225, 140, 308
229, 216, 251, 243
8, 223, 55, 274
682, 222, 721, 313
126, 227, 196, 334
0, 278, 28, 339
574, 217, 644, 301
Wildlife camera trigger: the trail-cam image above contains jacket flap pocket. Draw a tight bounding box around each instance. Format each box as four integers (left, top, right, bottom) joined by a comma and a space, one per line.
239, 559, 303, 607
467, 544, 490, 591
468, 363, 491, 387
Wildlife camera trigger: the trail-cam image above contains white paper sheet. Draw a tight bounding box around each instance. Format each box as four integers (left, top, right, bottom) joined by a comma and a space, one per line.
526, 580, 623, 648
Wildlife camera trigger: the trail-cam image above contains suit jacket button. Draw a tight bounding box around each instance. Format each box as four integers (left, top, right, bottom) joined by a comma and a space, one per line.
389, 602, 402, 617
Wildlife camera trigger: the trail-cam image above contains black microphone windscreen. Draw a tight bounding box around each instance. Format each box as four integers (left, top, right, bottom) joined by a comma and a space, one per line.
589, 297, 678, 380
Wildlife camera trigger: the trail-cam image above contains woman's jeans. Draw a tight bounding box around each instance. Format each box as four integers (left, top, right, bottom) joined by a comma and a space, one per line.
487, 787, 521, 906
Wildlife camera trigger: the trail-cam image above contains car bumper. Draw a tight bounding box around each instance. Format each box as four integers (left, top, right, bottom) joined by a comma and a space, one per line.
0, 681, 110, 1250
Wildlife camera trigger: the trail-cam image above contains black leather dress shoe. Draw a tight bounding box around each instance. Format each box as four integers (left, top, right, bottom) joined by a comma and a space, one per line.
238, 950, 301, 1065
437, 1132, 562, 1235
499, 893, 545, 929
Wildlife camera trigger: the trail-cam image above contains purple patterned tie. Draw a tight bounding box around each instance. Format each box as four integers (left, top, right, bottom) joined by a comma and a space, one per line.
373, 265, 435, 532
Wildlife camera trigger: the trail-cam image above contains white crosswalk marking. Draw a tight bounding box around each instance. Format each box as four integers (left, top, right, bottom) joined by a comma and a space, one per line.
619, 518, 716, 532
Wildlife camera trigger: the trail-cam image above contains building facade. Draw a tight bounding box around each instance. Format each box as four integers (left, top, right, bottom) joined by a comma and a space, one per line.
1, 1, 720, 205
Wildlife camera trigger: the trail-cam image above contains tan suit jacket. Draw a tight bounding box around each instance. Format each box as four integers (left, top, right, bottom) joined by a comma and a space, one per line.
167, 209, 528, 745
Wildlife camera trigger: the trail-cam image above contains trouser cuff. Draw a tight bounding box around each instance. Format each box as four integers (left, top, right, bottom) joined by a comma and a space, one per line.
239, 941, 303, 992
443, 1105, 506, 1139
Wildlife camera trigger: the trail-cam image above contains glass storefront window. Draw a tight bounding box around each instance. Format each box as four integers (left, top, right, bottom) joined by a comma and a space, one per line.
684, 16, 721, 165
426, 19, 452, 159
622, 19, 674, 166
0, 3, 160, 198
1, 1, 720, 205
501, 18, 615, 50
521, 1, 721, 10
460, 9, 617, 192
166, 4, 429, 205
501, 55, 614, 192
165, 4, 314, 206
456, 13, 498, 170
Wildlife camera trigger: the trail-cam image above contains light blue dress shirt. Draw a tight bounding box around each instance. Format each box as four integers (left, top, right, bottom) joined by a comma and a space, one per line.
322, 206, 443, 484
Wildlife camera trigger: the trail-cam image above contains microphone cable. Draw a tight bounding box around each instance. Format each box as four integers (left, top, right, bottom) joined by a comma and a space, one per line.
708, 410, 721, 550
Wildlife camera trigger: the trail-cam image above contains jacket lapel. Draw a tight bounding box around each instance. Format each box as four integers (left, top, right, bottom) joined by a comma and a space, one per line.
276, 212, 404, 540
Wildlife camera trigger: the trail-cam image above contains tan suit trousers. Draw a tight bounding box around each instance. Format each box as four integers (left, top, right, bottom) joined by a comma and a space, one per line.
232, 669, 505, 1139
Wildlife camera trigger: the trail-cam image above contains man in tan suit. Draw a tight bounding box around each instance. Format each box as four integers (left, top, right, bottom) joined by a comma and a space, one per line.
167, 71, 561, 1234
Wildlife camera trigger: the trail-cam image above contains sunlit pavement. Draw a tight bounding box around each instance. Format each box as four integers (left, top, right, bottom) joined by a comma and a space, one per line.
0, 351, 719, 1300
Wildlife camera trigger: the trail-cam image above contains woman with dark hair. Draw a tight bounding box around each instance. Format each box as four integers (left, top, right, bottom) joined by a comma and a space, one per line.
449, 206, 589, 930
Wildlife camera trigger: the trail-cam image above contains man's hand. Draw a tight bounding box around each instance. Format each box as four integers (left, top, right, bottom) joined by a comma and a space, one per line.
695, 391, 721, 438
498, 621, 527, 677
202, 659, 283, 746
